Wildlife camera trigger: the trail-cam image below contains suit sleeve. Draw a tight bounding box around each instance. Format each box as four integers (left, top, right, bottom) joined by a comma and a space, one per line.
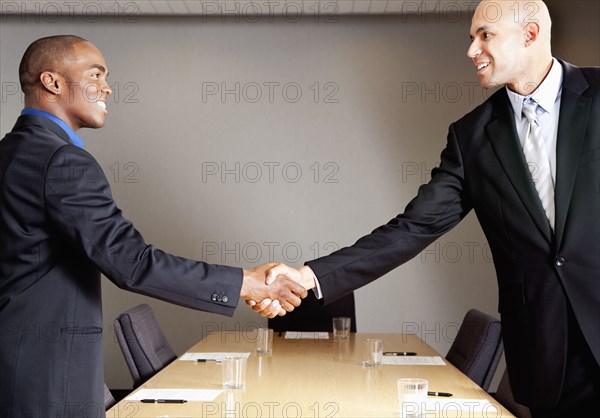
307, 124, 472, 304
44, 145, 242, 316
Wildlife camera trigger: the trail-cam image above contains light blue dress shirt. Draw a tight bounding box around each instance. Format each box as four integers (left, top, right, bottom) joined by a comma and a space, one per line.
505, 58, 563, 183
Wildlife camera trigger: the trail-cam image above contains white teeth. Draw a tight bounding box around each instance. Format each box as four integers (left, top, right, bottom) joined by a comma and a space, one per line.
97, 101, 106, 110
478, 63, 489, 70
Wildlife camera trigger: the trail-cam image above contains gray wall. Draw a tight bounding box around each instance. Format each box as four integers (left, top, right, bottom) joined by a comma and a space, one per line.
1, 0, 598, 391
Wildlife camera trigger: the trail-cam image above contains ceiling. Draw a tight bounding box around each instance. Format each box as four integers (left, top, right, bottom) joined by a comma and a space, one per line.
0, 1, 480, 16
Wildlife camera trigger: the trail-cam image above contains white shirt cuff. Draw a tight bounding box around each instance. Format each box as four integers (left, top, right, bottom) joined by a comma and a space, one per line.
311, 272, 324, 300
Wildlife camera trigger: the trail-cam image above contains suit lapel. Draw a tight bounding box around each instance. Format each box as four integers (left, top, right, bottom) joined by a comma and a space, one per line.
486, 90, 553, 243
554, 61, 591, 249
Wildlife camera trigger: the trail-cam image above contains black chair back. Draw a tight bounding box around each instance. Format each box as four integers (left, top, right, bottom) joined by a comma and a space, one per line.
114, 304, 177, 388
494, 369, 532, 418
445, 308, 504, 391
104, 383, 116, 410
269, 292, 357, 332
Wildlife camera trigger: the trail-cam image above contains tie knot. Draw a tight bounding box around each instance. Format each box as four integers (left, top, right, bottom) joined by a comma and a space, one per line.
522, 100, 539, 123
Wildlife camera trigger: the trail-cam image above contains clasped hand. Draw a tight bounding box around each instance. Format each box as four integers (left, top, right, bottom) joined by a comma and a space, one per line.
241, 263, 314, 318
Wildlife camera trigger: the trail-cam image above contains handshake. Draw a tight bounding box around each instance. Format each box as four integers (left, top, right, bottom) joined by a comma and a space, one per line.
240, 263, 316, 318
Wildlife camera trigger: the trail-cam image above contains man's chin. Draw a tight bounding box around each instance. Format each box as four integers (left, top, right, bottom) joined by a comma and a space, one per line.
478, 77, 505, 91
478, 77, 492, 89
88, 118, 107, 129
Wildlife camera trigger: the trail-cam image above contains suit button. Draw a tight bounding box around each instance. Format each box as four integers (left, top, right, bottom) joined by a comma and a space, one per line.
555, 257, 565, 267
211, 293, 218, 301
222, 296, 229, 303
216, 295, 223, 302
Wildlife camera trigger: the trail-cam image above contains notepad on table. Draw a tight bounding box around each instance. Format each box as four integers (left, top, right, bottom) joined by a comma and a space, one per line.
424, 398, 499, 413
381, 356, 446, 365
284, 331, 330, 339
179, 352, 251, 361
126, 388, 222, 402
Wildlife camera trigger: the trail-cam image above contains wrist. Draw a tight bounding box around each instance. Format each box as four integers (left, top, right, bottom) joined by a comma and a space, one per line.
299, 265, 317, 290
240, 268, 253, 299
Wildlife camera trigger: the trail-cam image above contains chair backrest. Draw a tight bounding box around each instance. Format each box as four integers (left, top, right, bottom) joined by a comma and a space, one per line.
494, 368, 532, 418
268, 291, 357, 332
104, 383, 116, 410
445, 308, 504, 391
114, 303, 177, 388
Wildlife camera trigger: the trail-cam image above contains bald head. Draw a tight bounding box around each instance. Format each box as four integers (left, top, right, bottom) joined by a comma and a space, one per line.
468, 1, 554, 94
475, 0, 552, 45
19, 35, 88, 95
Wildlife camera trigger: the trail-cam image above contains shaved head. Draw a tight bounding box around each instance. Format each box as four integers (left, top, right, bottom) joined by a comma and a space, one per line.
467, 1, 553, 94
19, 35, 88, 94
18, 35, 112, 131
475, 0, 552, 44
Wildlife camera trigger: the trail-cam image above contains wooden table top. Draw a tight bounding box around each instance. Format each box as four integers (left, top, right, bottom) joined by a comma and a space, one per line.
107, 331, 513, 417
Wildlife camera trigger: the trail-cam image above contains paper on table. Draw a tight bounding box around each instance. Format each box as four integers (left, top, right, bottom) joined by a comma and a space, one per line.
126, 388, 222, 402
424, 398, 500, 413
179, 352, 251, 361
381, 356, 446, 365
284, 331, 330, 340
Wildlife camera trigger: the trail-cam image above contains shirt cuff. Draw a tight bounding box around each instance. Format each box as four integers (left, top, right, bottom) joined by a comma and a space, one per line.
311, 272, 324, 300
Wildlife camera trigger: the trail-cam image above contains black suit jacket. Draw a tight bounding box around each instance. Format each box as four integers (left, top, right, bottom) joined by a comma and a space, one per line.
307, 60, 599, 408
0, 115, 242, 417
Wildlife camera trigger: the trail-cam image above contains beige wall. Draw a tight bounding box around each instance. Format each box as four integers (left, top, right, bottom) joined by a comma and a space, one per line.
1, 0, 598, 391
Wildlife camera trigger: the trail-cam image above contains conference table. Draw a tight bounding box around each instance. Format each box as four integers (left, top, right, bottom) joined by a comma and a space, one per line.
107, 331, 514, 417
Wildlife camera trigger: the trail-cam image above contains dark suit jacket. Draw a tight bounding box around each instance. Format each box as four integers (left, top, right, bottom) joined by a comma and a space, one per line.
307, 60, 599, 408
0, 115, 242, 417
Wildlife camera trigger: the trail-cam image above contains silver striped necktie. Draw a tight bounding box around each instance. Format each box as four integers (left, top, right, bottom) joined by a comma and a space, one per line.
522, 99, 555, 230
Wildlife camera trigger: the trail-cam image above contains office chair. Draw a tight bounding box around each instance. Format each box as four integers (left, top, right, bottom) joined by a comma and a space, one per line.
104, 383, 116, 410
114, 303, 177, 388
268, 291, 357, 332
494, 368, 532, 418
445, 308, 504, 391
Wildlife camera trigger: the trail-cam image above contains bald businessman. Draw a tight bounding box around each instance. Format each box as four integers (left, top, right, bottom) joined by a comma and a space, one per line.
263, 1, 600, 416
0, 35, 307, 418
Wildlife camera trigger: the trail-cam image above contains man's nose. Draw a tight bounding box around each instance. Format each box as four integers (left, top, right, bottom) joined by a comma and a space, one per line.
467, 40, 480, 59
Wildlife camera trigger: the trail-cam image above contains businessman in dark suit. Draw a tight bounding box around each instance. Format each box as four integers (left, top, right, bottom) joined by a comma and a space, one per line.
262, 1, 599, 416
0, 35, 307, 418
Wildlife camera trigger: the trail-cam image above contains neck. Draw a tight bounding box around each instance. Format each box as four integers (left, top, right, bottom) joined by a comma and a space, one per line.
507, 56, 553, 96
24, 98, 79, 132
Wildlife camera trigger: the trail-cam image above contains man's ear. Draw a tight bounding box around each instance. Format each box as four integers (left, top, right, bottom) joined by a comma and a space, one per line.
524, 22, 540, 46
40, 71, 61, 95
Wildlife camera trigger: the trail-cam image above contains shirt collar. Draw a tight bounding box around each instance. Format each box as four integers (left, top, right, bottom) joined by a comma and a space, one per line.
20, 108, 84, 148
506, 58, 563, 121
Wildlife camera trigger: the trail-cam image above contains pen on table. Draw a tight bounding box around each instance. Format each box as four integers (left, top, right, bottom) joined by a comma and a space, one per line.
141, 399, 187, 403
197, 358, 221, 363
428, 391, 453, 397
383, 351, 417, 356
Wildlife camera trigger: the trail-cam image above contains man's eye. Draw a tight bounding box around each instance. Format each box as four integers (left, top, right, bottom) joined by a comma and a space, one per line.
483, 32, 492, 40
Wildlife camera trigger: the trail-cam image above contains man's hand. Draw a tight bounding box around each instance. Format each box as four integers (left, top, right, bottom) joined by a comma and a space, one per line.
266, 264, 317, 291
246, 263, 317, 317
241, 263, 308, 318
